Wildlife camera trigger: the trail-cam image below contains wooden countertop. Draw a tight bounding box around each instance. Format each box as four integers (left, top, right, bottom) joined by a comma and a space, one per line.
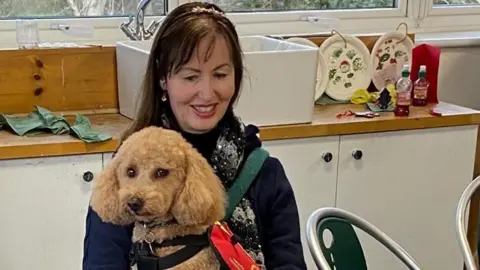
1, 102, 480, 160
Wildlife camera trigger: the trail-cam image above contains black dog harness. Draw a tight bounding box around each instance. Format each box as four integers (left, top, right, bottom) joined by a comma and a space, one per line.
129, 232, 209, 270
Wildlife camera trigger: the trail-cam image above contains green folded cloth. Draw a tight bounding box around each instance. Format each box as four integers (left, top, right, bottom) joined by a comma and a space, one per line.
315, 93, 350, 105
366, 102, 394, 112
0, 106, 112, 143
71, 115, 112, 143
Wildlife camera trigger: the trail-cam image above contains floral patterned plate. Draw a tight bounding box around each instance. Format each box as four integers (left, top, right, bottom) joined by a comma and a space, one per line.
370, 32, 414, 90
319, 34, 372, 101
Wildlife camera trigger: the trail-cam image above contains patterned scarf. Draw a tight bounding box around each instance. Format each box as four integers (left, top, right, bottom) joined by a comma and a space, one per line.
160, 110, 265, 266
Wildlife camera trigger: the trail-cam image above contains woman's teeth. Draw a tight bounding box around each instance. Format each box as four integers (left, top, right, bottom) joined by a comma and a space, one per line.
193, 105, 214, 113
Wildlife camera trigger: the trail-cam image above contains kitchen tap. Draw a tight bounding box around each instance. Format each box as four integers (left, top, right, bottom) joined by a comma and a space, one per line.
120, 0, 162, 40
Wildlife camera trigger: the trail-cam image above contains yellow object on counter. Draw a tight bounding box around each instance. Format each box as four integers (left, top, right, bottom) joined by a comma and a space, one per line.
350, 89, 378, 104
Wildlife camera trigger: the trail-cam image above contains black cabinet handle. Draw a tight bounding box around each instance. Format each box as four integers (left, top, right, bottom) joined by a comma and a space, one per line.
83, 171, 94, 182
352, 150, 363, 160
322, 152, 333, 163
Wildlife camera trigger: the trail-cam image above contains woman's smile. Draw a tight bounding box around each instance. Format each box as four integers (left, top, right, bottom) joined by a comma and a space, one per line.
191, 104, 218, 119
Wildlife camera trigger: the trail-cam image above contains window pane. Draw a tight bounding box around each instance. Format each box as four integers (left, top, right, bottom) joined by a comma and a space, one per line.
0, 0, 165, 18
208, 0, 397, 12
434, 0, 480, 6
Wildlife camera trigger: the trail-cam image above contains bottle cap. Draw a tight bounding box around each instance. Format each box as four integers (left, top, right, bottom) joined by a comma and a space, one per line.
419, 65, 427, 78
401, 64, 410, 77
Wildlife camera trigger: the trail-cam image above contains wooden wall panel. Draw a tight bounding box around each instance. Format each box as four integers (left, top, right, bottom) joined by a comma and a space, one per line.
0, 46, 117, 114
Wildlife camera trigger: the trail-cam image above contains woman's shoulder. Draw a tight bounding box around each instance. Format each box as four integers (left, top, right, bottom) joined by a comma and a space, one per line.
243, 124, 289, 188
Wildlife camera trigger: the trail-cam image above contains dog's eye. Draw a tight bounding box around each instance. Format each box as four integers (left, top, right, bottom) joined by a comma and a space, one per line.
155, 168, 169, 178
126, 167, 136, 178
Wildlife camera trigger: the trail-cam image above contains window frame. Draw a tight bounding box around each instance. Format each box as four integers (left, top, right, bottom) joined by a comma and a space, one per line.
0, 0, 406, 36
407, 0, 480, 34
178, 0, 408, 26
426, 0, 480, 16
3, 0, 480, 47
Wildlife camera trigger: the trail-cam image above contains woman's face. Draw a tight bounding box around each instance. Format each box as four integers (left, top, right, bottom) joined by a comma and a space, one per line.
164, 35, 235, 134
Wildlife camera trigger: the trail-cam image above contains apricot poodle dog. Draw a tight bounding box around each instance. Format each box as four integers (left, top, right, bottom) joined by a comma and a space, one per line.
90, 126, 226, 269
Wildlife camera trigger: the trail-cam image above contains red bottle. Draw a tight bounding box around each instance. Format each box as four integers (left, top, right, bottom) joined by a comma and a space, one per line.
394, 64, 413, 117
412, 65, 429, 106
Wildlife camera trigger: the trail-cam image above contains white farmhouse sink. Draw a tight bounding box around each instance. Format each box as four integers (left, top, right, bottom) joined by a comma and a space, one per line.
116, 35, 318, 127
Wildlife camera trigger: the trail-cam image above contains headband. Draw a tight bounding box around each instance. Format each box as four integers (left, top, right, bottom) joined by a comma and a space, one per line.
190, 6, 226, 17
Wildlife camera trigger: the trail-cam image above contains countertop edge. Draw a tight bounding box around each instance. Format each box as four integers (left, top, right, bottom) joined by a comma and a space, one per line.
1, 112, 479, 161
259, 113, 480, 140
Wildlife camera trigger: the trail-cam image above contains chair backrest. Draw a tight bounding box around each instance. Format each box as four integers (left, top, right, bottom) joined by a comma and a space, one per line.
306, 207, 422, 270
456, 175, 480, 270
317, 217, 368, 270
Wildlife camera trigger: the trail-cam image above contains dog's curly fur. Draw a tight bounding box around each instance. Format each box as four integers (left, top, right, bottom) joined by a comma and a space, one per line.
90, 126, 227, 269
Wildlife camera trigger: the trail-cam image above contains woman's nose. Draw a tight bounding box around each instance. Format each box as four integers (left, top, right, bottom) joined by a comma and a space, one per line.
197, 77, 214, 100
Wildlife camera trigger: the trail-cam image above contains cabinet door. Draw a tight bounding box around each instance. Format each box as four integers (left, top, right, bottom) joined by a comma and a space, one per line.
0, 154, 103, 270
264, 136, 339, 269
336, 126, 477, 270
103, 152, 114, 166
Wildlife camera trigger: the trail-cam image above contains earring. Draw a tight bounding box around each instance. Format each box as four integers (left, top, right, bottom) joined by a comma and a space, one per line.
161, 91, 167, 102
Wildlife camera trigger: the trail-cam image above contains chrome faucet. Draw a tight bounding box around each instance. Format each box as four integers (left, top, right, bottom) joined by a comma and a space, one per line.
120, 0, 162, 40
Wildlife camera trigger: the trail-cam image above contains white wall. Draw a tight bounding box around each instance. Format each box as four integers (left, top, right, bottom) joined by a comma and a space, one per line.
437, 47, 480, 110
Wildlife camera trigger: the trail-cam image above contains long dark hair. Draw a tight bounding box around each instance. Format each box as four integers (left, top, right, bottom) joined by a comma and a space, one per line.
122, 2, 243, 141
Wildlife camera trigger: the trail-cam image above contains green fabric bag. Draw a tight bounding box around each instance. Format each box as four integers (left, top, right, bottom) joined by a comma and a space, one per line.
224, 147, 270, 220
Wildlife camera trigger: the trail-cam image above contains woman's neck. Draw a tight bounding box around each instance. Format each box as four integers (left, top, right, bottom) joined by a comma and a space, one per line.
180, 128, 221, 160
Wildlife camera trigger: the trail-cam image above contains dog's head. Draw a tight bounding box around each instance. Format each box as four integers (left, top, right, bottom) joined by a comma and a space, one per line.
90, 126, 226, 226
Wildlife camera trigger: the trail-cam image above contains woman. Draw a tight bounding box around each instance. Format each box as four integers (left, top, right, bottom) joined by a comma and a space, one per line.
83, 2, 307, 269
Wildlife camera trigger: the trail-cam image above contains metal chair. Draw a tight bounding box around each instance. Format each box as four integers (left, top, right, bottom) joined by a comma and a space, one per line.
456, 175, 480, 270
306, 207, 422, 270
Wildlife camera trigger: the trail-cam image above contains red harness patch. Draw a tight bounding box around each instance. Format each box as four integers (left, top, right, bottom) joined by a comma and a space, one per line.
209, 221, 261, 270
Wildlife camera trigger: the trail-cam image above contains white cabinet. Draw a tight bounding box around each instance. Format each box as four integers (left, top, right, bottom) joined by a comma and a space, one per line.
336, 126, 478, 270
0, 154, 103, 270
263, 136, 339, 270
265, 126, 478, 270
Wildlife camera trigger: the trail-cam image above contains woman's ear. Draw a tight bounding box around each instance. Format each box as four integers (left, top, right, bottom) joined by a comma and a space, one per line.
160, 79, 166, 90
90, 158, 126, 224
171, 145, 227, 226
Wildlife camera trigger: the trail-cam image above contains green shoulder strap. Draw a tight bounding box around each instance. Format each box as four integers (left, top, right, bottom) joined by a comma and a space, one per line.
224, 147, 270, 220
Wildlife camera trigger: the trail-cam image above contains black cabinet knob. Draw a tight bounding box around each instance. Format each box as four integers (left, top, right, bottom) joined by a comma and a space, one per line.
322, 152, 333, 163
83, 171, 94, 182
352, 150, 363, 160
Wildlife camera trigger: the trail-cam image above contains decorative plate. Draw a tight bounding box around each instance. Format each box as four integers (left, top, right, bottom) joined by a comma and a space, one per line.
286, 37, 328, 100
319, 34, 372, 101
370, 32, 414, 91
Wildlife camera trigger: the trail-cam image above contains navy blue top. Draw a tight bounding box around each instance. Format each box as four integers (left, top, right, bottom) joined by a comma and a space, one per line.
82, 125, 307, 270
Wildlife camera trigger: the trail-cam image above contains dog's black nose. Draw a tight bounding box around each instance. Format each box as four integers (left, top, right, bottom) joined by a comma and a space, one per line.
127, 198, 144, 213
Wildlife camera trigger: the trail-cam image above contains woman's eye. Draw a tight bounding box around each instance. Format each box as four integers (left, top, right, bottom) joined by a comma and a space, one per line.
126, 167, 136, 178
155, 168, 169, 178
214, 73, 227, 79
184, 75, 198, 82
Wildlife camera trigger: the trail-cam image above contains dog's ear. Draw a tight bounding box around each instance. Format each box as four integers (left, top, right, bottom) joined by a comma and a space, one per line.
90, 157, 125, 224
171, 145, 226, 226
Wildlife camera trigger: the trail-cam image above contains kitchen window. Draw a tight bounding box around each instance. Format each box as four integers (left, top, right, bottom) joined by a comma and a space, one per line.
0, 0, 479, 46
